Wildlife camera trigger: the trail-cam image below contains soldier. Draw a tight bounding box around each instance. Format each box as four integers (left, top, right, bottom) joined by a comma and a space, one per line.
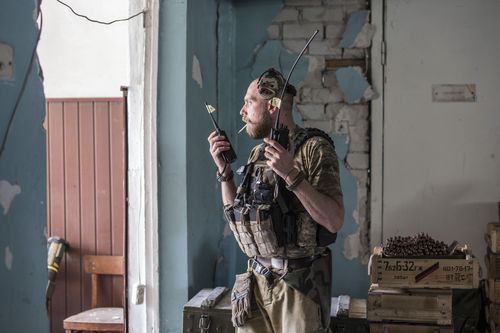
207, 68, 344, 333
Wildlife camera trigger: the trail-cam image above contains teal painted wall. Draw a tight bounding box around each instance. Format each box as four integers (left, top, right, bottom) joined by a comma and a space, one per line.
158, 0, 220, 331
0, 1, 49, 332
158, 0, 189, 331
215, 0, 309, 286
158, 0, 368, 330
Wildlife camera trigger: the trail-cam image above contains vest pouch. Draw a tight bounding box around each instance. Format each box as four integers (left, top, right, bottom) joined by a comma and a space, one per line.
249, 204, 281, 257
224, 206, 259, 257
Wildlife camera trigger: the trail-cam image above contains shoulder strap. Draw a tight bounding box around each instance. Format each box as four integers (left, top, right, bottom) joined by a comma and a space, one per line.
293, 127, 335, 153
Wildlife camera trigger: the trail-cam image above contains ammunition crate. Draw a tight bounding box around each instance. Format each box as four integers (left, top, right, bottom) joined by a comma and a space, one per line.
330, 297, 368, 333
367, 288, 452, 325
370, 323, 453, 333
183, 287, 233, 333
491, 303, 500, 326
488, 279, 500, 303
487, 249, 500, 279
486, 222, 500, 253
369, 255, 480, 289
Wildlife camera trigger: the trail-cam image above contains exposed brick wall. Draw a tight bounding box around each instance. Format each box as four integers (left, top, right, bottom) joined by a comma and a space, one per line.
269, 0, 371, 262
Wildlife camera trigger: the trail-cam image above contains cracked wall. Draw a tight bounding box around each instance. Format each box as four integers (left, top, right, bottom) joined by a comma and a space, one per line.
264, 0, 372, 296
212, 0, 373, 298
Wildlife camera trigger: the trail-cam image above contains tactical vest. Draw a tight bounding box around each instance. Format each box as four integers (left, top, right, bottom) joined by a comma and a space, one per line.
223, 128, 338, 258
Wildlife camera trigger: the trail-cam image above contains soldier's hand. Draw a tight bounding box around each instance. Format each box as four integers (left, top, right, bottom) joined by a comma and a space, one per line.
263, 138, 294, 179
208, 131, 231, 172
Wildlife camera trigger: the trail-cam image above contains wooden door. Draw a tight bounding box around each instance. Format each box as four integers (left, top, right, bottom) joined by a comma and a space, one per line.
45, 97, 126, 333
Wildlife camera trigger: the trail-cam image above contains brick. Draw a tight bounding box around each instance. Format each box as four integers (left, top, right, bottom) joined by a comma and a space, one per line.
350, 169, 368, 185
302, 7, 344, 23
342, 48, 366, 58
301, 70, 324, 88
267, 25, 280, 39
354, 198, 367, 224
326, 104, 368, 124
348, 123, 369, 152
346, 3, 368, 14
346, 152, 369, 170
284, 0, 322, 6
273, 7, 299, 22
326, 0, 366, 6
308, 88, 339, 103
307, 55, 326, 72
325, 102, 344, 119
302, 119, 333, 133
334, 119, 349, 134
283, 23, 324, 39
326, 24, 345, 39
322, 70, 338, 87
283, 39, 307, 53
296, 103, 325, 120
308, 40, 342, 56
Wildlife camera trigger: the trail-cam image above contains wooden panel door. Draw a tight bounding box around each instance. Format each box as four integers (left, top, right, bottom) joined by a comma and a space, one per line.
45, 97, 126, 333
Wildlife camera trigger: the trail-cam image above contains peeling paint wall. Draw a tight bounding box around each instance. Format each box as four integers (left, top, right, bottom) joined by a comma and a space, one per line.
158, 2, 374, 329
278, 0, 372, 297
214, 0, 372, 298
0, 1, 49, 332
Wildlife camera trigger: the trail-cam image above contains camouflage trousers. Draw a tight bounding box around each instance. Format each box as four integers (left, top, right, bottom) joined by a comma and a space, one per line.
237, 249, 332, 333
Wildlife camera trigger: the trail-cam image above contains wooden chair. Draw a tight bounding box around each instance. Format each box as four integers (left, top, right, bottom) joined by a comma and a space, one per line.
63, 255, 125, 332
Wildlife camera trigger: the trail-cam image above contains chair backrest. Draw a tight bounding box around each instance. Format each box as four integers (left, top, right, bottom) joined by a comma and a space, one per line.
83, 255, 124, 308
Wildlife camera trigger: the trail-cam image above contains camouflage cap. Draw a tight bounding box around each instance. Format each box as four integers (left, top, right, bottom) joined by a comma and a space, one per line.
257, 68, 297, 100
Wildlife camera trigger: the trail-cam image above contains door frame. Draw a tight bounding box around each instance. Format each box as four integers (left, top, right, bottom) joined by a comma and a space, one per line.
127, 0, 160, 331
370, 0, 384, 247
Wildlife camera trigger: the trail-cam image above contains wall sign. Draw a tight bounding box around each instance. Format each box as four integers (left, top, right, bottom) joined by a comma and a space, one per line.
432, 84, 476, 102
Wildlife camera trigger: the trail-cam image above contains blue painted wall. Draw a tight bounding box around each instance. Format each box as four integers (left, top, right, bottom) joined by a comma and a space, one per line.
158, 0, 220, 331
215, 0, 309, 286
158, 0, 368, 331
0, 1, 49, 332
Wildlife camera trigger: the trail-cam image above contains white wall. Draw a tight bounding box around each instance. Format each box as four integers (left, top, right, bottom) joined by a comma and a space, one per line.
373, 0, 500, 269
38, 0, 129, 97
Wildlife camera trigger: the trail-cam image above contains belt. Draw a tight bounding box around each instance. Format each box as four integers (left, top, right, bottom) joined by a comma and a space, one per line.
254, 254, 321, 271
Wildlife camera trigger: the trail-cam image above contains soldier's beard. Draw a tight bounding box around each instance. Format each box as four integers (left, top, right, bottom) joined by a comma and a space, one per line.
246, 115, 273, 139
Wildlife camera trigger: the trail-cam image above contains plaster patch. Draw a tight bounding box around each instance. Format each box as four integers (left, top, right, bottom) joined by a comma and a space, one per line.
352, 23, 376, 48
191, 55, 203, 88
0, 180, 21, 215
343, 229, 362, 260
335, 66, 374, 104
339, 10, 370, 48
5, 246, 13, 270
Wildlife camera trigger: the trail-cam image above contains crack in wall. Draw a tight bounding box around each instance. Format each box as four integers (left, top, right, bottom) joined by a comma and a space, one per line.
266, 1, 373, 263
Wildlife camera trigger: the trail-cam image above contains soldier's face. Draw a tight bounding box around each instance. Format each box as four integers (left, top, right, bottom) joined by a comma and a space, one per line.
240, 81, 273, 139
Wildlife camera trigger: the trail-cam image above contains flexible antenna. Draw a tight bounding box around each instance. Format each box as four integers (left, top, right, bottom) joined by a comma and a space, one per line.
272, 29, 319, 131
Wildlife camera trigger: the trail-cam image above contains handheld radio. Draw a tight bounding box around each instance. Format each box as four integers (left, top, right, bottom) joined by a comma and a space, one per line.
205, 102, 237, 164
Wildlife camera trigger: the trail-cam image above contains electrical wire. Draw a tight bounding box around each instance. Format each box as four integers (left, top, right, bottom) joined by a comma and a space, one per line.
55, 0, 144, 25
0, 2, 43, 160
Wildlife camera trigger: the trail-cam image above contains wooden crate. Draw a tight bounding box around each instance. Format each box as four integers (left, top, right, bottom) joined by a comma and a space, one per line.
488, 279, 500, 303
370, 255, 480, 289
370, 323, 453, 333
367, 288, 452, 325
491, 303, 500, 326
487, 249, 500, 279
486, 222, 500, 253
330, 296, 368, 333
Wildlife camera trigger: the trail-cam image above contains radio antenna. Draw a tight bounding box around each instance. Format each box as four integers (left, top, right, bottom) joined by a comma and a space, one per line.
272, 29, 319, 132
